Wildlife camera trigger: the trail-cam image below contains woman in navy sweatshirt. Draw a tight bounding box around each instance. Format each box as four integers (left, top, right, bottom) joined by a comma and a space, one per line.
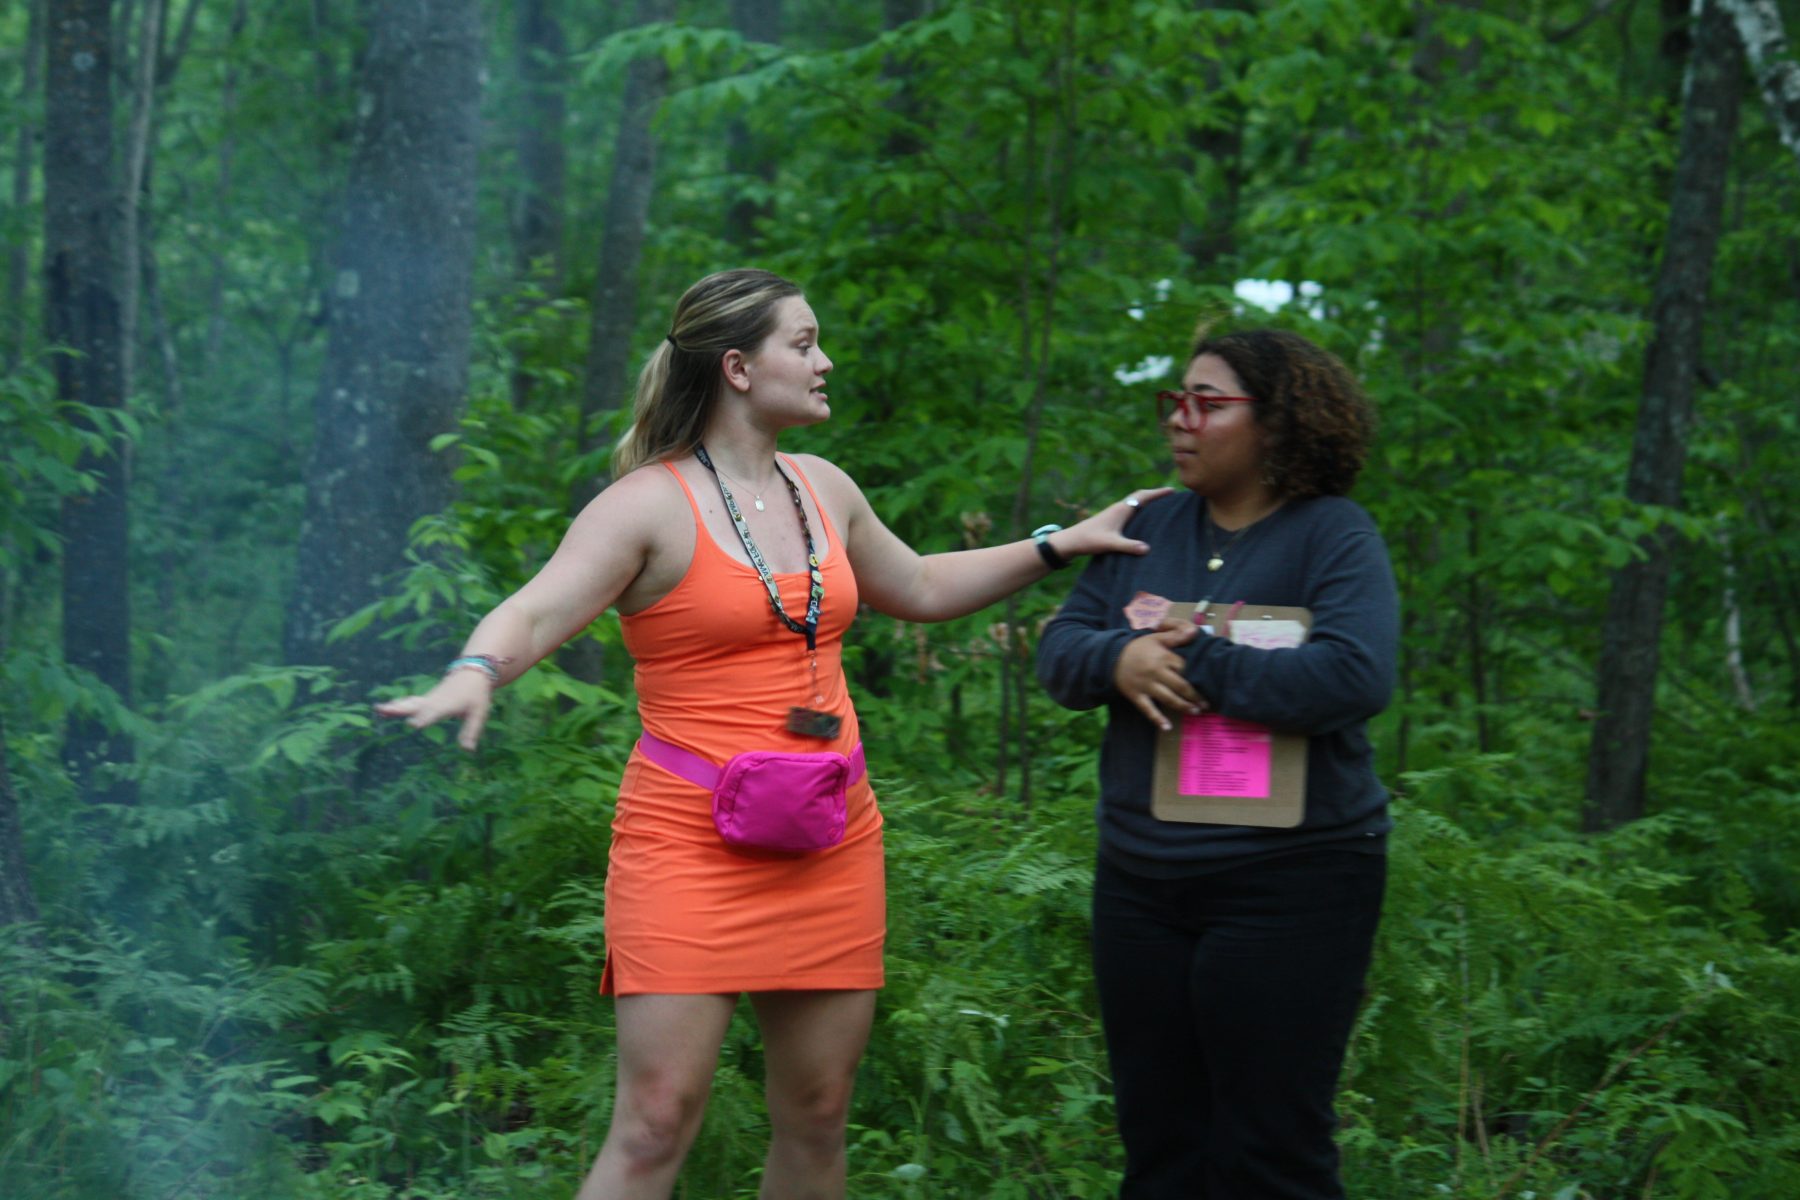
1036, 328, 1398, 1200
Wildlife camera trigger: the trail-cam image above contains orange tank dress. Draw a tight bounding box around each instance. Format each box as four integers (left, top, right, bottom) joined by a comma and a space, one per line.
599, 457, 885, 995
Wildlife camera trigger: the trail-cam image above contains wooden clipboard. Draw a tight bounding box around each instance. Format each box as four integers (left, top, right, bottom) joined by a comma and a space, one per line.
1150, 602, 1312, 828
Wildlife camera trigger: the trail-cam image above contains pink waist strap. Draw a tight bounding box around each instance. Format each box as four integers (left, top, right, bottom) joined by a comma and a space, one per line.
637, 730, 866, 789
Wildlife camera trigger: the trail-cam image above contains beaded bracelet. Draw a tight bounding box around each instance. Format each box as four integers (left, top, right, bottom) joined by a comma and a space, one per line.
444, 654, 511, 685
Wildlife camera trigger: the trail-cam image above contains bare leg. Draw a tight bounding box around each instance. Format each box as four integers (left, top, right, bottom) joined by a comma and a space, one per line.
748, 989, 877, 1200
575, 993, 738, 1200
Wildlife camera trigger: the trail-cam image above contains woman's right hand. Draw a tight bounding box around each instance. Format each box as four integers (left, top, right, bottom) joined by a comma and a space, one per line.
1113, 621, 1204, 731
1053, 487, 1175, 560
374, 669, 496, 751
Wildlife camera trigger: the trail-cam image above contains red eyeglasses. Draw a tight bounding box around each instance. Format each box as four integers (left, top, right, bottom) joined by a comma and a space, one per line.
1155, 391, 1254, 430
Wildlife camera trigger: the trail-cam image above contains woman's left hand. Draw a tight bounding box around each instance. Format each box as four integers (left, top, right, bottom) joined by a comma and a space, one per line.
1051, 487, 1173, 559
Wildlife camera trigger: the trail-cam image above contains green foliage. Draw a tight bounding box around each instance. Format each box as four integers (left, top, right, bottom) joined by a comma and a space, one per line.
4, 0, 1800, 1196
8, 671, 1799, 1197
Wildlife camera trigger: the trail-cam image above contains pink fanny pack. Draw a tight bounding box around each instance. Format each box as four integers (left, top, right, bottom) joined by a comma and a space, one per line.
637, 731, 863, 854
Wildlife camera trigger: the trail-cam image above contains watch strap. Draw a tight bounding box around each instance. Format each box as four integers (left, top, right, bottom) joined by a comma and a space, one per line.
1032, 524, 1069, 571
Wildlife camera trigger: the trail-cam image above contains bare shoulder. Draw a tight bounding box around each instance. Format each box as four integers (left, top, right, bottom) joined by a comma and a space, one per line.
603, 460, 685, 505
785, 453, 867, 511
574, 461, 684, 539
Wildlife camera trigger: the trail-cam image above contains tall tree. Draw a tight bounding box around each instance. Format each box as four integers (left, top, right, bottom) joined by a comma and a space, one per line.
117, 0, 164, 404
579, 0, 673, 475
725, 0, 781, 248
1584, 0, 1745, 831
507, 0, 567, 410
1178, 0, 1252, 275
46, 0, 134, 804
512, 0, 567, 286
284, 0, 484, 694
6, 0, 44, 367
1720, 0, 1800, 159
0, 712, 38, 931
555, 0, 672, 687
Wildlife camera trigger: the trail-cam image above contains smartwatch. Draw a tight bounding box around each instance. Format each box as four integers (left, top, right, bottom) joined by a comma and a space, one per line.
1031, 524, 1068, 570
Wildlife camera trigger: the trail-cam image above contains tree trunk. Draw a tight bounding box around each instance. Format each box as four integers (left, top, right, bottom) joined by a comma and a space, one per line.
1719, 530, 1756, 709
1719, 0, 1800, 161
7, 0, 44, 367
879, 0, 929, 162
1584, 0, 1743, 832
203, 0, 248, 379
579, 0, 673, 472
724, 0, 781, 248
118, 0, 164, 404
284, 0, 484, 696
513, 0, 567, 285
47, 0, 135, 805
1179, 0, 1254, 274
508, 0, 567, 409
0, 710, 40, 932
996, 2, 1078, 809
557, 0, 672, 687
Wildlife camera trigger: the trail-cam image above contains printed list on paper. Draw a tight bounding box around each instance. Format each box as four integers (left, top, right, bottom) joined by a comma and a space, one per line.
1178, 714, 1274, 798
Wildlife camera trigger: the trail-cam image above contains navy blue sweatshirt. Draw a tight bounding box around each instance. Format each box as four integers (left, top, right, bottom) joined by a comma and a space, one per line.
1036, 491, 1399, 875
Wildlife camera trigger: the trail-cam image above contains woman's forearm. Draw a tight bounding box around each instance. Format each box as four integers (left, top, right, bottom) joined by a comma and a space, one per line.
456, 599, 566, 686
885, 540, 1053, 623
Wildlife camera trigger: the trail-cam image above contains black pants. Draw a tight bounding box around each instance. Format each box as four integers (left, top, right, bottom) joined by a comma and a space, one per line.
1091, 847, 1386, 1200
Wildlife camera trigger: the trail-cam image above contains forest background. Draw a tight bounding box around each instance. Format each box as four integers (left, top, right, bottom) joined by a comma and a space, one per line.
4, 0, 1800, 1196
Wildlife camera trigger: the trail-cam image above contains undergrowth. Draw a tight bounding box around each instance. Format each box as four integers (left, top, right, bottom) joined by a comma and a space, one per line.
4, 662, 1799, 1199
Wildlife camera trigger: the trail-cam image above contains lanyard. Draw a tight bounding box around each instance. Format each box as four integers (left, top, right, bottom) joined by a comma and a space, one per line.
695, 444, 824, 652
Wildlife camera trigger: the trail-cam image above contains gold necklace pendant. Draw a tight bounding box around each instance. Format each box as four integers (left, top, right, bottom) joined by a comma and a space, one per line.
1204, 500, 1281, 574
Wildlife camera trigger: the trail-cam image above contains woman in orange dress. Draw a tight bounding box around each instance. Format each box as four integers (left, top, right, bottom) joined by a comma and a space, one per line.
376, 268, 1165, 1199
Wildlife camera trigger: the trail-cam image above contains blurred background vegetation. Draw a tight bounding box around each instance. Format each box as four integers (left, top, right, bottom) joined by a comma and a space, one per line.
3, 0, 1799, 1195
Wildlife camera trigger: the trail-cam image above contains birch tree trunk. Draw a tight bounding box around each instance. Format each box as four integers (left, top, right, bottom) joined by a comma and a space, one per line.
1719, 0, 1800, 160
284, 0, 483, 695
1584, 0, 1744, 832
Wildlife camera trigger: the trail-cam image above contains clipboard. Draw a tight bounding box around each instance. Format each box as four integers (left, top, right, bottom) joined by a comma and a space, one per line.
1149, 602, 1312, 828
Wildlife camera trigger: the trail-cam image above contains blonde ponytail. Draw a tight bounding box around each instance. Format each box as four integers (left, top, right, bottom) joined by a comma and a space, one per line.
609, 269, 803, 478
612, 341, 677, 476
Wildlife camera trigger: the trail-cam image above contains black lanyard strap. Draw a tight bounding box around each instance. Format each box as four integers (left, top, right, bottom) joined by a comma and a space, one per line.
695, 444, 824, 652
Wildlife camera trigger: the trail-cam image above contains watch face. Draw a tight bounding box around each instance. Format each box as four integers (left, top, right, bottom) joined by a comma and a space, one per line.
1032, 524, 1063, 539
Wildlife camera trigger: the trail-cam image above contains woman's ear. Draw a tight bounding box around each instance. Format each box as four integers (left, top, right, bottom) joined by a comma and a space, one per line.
721, 347, 752, 393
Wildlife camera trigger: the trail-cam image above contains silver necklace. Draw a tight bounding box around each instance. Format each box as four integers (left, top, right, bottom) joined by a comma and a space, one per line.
709, 458, 775, 511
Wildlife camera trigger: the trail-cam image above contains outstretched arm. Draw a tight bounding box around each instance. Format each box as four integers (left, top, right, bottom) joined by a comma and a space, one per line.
373, 467, 672, 749
808, 456, 1170, 623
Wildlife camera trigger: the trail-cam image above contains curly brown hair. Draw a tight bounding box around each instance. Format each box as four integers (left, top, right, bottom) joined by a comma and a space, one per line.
1187, 328, 1374, 499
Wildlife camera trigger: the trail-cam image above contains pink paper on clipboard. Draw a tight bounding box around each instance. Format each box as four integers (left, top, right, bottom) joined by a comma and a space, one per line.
1177, 714, 1273, 798
1151, 601, 1311, 827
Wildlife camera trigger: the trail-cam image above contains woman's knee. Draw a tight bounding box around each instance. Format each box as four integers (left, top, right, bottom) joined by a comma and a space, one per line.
609, 1073, 711, 1170
767, 1072, 855, 1151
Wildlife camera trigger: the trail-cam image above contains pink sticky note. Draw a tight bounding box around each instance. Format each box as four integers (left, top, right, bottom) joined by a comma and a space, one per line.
1125, 591, 1172, 630
1178, 714, 1273, 798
